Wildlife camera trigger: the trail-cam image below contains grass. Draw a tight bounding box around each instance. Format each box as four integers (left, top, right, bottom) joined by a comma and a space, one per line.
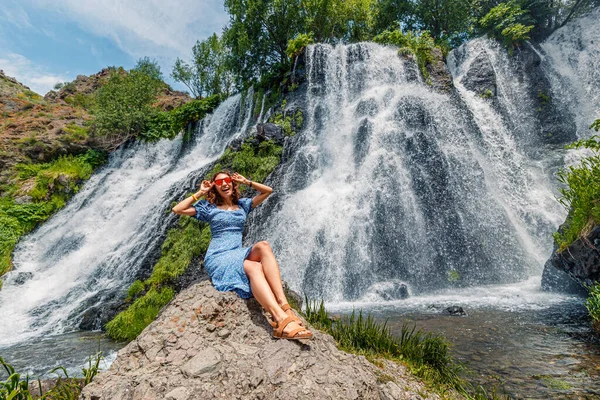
0, 352, 103, 400
301, 299, 507, 399
0, 150, 107, 276
105, 287, 175, 341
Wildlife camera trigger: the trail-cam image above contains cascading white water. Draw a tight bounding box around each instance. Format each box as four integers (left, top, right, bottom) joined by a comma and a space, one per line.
0, 93, 253, 347
247, 41, 566, 301
540, 7, 600, 137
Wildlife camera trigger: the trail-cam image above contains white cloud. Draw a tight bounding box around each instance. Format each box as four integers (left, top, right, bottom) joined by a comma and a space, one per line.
0, 2, 34, 30
28, 0, 229, 60
0, 53, 70, 95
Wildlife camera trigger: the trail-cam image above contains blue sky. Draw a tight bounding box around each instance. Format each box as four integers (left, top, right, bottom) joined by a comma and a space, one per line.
0, 0, 229, 95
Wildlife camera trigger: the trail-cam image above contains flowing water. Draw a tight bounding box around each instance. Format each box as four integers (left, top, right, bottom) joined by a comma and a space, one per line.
1, 9, 600, 397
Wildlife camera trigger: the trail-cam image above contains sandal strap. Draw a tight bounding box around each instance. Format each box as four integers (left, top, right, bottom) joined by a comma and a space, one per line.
281, 303, 292, 312
286, 327, 307, 338
274, 315, 296, 337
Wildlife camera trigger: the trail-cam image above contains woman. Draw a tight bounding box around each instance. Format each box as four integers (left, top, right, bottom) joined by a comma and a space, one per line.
172, 171, 312, 341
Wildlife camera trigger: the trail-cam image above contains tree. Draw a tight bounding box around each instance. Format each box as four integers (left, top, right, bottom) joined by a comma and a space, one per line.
93, 69, 162, 143
410, 0, 474, 46
478, 0, 535, 50
172, 34, 232, 98
223, 0, 304, 87
134, 57, 163, 81
372, 0, 414, 33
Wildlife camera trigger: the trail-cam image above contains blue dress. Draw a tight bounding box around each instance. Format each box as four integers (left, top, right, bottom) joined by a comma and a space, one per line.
193, 197, 254, 298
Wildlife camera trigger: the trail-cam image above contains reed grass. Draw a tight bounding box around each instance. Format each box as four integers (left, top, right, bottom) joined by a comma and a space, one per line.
0, 352, 103, 400
302, 299, 507, 399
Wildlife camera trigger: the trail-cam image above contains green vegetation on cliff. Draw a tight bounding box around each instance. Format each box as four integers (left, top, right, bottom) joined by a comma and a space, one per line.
554, 122, 600, 251
106, 137, 283, 341
553, 119, 600, 328
0, 150, 107, 276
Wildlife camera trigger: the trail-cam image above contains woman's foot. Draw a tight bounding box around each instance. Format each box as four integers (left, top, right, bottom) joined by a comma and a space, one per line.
279, 303, 304, 326
271, 315, 313, 340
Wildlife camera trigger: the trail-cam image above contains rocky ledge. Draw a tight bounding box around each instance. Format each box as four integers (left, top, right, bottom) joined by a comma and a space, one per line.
81, 281, 439, 400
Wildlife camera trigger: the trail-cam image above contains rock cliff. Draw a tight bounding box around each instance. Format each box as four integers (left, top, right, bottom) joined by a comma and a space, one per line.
81, 281, 440, 400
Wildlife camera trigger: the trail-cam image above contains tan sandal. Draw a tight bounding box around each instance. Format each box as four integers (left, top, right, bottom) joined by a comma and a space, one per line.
280, 303, 304, 326
270, 315, 313, 341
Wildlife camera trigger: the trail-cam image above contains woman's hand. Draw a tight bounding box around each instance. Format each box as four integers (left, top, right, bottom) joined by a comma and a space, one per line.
231, 172, 250, 185
200, 180, 214, 193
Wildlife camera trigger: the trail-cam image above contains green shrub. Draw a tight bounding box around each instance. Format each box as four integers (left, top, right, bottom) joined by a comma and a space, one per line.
286, 33, 314, 58
93, 69, 162, 140
214, 140, 283, 184
141, 95, 221, 142
105, 286, 175, 341
64, 93, 96, 110
553, 134, 600, 251
373, 29, 437, 80
478, 1, 534, 52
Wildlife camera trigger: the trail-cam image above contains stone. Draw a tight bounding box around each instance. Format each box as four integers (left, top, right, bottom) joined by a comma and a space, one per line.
443, 306, 466, 316
217, 329, 231, 339
256, 123, 285, 144
80, 281, 439, 400
165, 387, 189, 400
180, 347, 221, 377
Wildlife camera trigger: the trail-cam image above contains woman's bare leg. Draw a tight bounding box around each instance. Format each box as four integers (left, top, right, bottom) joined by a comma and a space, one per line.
247, 241, 287, 306
244, 260, 309, 335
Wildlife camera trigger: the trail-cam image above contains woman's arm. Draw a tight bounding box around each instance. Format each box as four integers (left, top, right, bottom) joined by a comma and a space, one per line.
172, 180, 213, 216
231, 172, 272, 209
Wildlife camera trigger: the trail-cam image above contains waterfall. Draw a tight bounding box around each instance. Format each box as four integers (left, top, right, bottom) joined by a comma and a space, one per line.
247, 41, 566, 301
2, 10, 599, 348
0, 94, 254, 347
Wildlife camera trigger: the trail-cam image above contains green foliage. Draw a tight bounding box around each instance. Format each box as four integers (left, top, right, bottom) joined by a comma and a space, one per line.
480, 89, 494, 99
64, 93, 95, 110
141, 95, 221, 142
447, 270, 460, 282
478, 1, 534, 51
127, 280, 145, 300
133, 57, 163, 82
286, 33, 314, 58
145, 217, 211, 287
590, 118, 600, 133
93, 69, 162, 139
172, 34, 232, 98
105, 287, 175, 341
553, 135, 600, 251
585, 283, 600, 328
411, 0, 473, 46
216, 140, 283, 184
0, 353, 101, 400
373, 29, 437, 80
62, 124, 89, 142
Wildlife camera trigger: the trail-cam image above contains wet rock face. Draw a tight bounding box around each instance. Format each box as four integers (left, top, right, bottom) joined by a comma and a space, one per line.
460, 51, 497, 96
81, 281, 438, 400
546, 226, 600, 288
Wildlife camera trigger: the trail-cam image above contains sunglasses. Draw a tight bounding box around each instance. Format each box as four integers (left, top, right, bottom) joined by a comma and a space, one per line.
214, 177, 232, 186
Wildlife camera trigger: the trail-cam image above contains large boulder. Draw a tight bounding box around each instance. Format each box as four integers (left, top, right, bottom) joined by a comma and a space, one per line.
81, 281, 439, 400
546, 226, 600, 288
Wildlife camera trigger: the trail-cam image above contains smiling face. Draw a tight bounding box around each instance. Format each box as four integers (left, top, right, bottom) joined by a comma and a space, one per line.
214, 173, 233, 199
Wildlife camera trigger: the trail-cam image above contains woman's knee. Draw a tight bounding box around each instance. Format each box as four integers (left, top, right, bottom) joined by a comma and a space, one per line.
243, 260, 263, 276
255, 240, 272, 254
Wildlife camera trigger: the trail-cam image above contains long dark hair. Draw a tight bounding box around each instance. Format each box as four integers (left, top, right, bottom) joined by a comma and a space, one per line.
205, 170, 241, 205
